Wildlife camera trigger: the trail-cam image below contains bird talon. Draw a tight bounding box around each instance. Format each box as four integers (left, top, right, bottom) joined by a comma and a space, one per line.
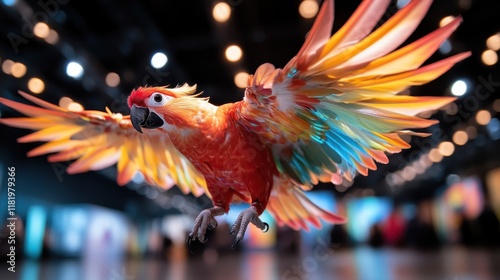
186, 235, 195, 255
231, 238, 241, 250
207, 219, 218, 231
262, 222, 269, 233
198, 235, 208, 243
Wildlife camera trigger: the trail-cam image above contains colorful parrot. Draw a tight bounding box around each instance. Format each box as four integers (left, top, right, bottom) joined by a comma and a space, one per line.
0, 0, 469, 250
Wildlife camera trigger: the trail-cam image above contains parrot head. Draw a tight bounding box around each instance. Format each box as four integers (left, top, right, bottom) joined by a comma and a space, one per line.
127, 83, 201, 133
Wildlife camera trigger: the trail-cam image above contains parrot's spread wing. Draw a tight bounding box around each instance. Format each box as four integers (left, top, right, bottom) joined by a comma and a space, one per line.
239, 0, 470, 187
0, 92, 208, 197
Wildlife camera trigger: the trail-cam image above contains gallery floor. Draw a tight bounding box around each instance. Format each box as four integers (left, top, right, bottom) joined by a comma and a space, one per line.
2, 245, 500, 280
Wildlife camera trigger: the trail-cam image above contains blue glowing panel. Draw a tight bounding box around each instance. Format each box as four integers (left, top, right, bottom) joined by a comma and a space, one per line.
24, 206, 47, 259
50, 206, 89, 257
346, 197, 392, 243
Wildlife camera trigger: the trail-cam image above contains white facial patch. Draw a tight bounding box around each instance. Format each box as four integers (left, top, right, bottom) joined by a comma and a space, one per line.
146, 92, 174, 107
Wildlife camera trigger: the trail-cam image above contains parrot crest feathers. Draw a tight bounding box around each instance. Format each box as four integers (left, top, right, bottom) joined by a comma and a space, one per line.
128, 83, 198, 108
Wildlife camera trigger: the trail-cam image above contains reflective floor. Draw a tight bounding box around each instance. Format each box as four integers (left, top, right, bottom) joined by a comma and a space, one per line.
2, 246, 500, 280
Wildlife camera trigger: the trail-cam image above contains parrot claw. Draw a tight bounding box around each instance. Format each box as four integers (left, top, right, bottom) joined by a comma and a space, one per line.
231, 237, 241, 250
262, 222, 269, 233
207, 218, 218, 231
186, 206, 224, 253
186, 235, 195, 255
229, 206, 269, 249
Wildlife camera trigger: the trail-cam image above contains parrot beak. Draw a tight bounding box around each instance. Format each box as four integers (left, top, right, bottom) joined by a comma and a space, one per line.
130, 105, 164, 133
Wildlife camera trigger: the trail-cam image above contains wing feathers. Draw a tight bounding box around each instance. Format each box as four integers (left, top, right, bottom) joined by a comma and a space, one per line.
295, 0, 334, 71
318, 0, 391, 65
267, 182, 346, 231
241, 0, 468, 185
0, 94, 208, 196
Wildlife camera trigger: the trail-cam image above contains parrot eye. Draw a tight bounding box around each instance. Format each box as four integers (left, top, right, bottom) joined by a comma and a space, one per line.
153, 94, 163, 103
147, 92, 172, 106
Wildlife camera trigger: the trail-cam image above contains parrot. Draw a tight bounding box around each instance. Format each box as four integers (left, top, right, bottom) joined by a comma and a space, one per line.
0, 0, 470, 250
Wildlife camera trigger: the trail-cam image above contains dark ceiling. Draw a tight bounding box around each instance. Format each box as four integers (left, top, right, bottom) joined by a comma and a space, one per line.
0, 0, 499, 217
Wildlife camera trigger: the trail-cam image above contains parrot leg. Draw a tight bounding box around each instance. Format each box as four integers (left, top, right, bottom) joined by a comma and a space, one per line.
229, 205, 269, 249
186, 206, 225, 253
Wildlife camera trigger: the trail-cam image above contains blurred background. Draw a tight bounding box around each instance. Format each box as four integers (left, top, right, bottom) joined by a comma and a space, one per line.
1, 0, 500, 279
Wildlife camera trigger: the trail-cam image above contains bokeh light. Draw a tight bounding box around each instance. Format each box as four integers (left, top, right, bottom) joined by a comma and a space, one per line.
438, 141, 455, 157
151, 52, 168, 69
11, 62, 27, 78
213, 2, 231, 23
2, 59, 14, 74
27, 77, 45, 94
234, 72, 249, 88
428, 148, 443, 163
66, 61, 84, 79
439, 40, 452, 55
396, 0, 410, 9
486, 33, 500, 51
45, 30, 59, 45
299, 0, 319, 19
439, 16, 455, 28
493, 99, 500, 113
452, 131, 468, 146
225, 45, 242, 62
482, 49, 498, 66
2, 0, 17, 6
33, 22, 50, 38
105, 72, 120, 87
451, 80, 467, 96
59, 97, 73, 109
476, 110, 491, 125
68, 102, 84, 112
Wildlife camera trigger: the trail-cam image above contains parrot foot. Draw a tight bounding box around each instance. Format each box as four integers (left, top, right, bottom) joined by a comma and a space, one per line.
229, 205, 269, 249
187, 206, 224, 254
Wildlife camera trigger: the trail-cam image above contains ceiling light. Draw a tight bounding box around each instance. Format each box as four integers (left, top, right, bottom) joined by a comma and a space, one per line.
151, 52, 168, 69
451, 80, 467, 96
66, 61, 84, 79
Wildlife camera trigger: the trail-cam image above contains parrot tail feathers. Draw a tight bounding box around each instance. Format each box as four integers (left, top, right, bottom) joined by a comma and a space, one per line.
267, 181, 346, 231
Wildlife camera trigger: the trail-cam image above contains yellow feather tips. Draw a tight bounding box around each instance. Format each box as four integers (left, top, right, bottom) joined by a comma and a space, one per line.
0, 92, 208, 197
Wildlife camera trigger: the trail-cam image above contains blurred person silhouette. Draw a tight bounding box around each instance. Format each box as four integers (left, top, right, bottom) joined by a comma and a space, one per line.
276, 225, 300, 255
404, 200, 439, 249
329, 224, 350, 248
457, 209, 477, 247
368, 223, 384, 247
475, 201, 500, 247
